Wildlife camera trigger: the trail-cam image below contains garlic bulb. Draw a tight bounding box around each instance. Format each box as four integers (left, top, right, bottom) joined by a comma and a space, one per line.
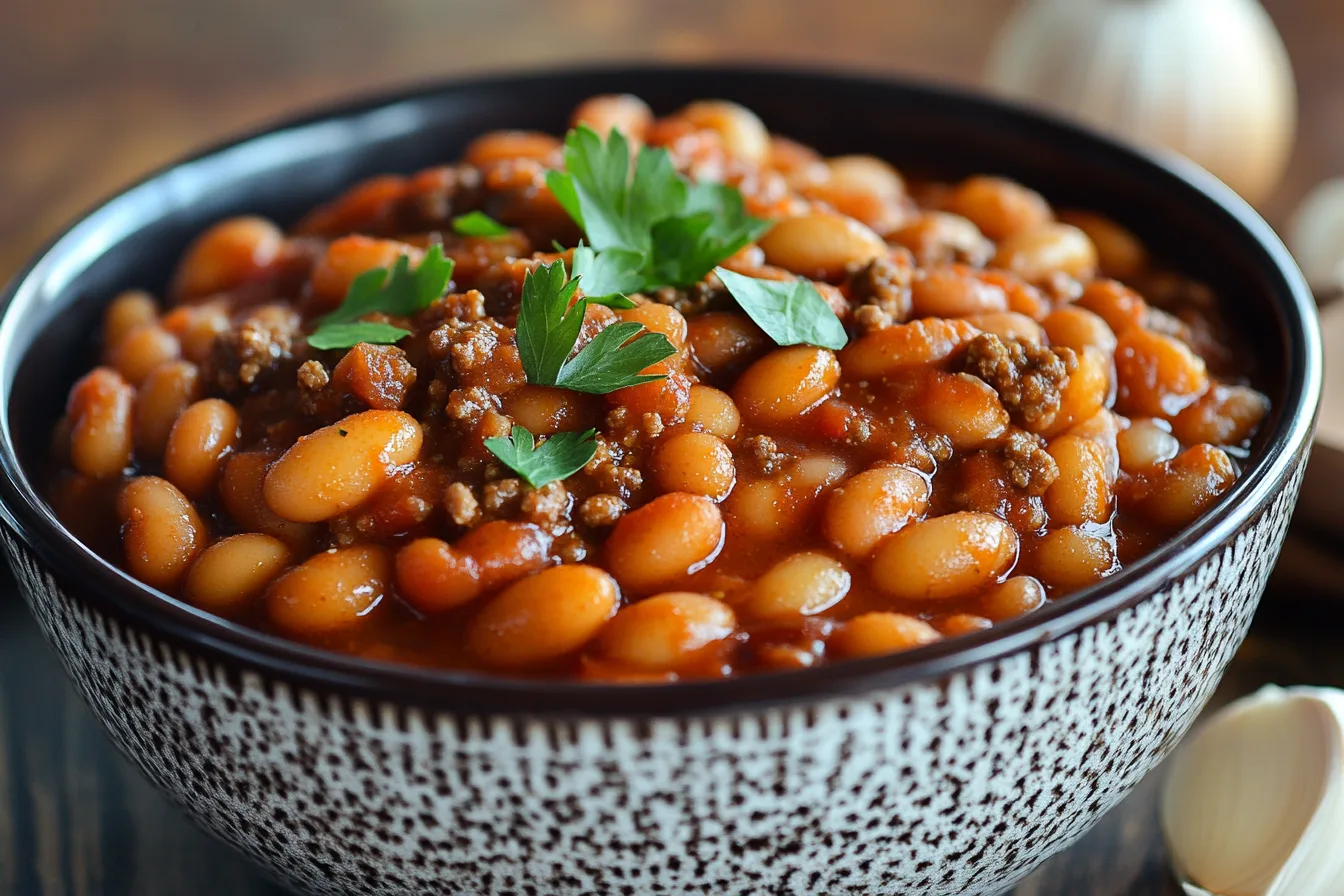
1161, 686, 1344, 896
984, 0, 1297, 206
1287, 178, 1344, 299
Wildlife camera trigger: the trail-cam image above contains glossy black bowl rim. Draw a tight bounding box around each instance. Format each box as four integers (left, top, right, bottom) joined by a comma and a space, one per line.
0, 64, 1322, 718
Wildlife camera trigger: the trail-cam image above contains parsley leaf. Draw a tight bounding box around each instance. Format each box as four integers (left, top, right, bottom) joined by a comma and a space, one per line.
714, 267, 849, 350
452, 210, 510, 237
515, 259, 677, 394
484, 425, 598, 488
308, 244, 455, 349
570, 245, 644, 305
547, 127, 771, 294
555, 322, 675, 393
515, 258, 584, 387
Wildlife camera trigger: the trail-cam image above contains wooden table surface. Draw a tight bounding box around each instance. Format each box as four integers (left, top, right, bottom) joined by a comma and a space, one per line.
3, 1, 1344, 893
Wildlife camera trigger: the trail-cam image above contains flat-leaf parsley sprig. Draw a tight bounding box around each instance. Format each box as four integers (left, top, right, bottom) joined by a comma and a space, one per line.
308, 245, 455, 350
515, 259, 677, 394
484, 425, 598, 489
547, 126, 772, 298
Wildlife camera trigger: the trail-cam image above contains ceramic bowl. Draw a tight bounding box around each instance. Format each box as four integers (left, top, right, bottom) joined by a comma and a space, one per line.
0, 66, 1321, 896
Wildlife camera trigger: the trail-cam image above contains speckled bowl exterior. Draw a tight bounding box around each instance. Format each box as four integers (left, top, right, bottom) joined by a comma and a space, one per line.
0, 68, 1321, 896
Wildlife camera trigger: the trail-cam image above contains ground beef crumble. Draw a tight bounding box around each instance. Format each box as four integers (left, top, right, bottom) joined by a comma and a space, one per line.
846, 255, 913, 327
1000, 429, 1059, 495
961, 333, 1077, 429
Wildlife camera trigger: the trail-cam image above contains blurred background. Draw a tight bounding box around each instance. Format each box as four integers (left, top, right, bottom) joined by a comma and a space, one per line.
4, 0, 1343, 283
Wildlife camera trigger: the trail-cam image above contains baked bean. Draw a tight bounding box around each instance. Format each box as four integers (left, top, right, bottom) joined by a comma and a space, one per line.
1171, 384, 1270, 446
826, 155, 905, 200
687, 312, 771, 379
177, 302, 230, 365
1076, 279, 1147, 335
1044, 435, 1111, 525
1043, 305, 1118, 356
596, 592, 736, 669
310, 236, 423, 308
940, 613, 993, 636
67, 367, 134, 478
910, 266, 1009, 317
823, 465, 930, 558
467, 565, 618, 668
963, 312, 1047, 345
184, 534, 292, 613
839, 318, 980, 380
992, 223, 1098, 282
456, 521, 552, 592
134, 361, 201, 458
889, 212, 995, 267
652, 432, 736, 500
163, 399, 240, 498
769, 136, 828, 186
264, 410, 423, 522
395, 538, 481, 613
295, 176, 406, 237
607, 369, 692, 422
830, 612, 941, 659
219, 452, 317, 547
571, 94, 653, 141
684, 385, 741, 438
1030, 527, 1116, 590
871, 512, 1018, 602
733, 346, 840, 425
1057, 210, 1148, 280
723, 478, 806, 541
741, 552, 852, 619
977, 576, 1047, 621
1040, 345, 1110, 437
103, 291, 157, 349
680, 100, 770, 164
914, 371, 1010, 451
1067, 409, 1121, 485
975, 270, 1052, 321
1132, 444, 1237, 528
1115, 328, 1210, 417
268, 546, 391, 636
109, 324, 181, 386
503, 385, 598, 435
758, 210, 887, 280
605, 493, 724, 592
117, 476, 207, 591
463, 130, 562, 167
1117, 418, 1181, 472
171, 216, 283, 301
617, 302, 688, 348
944, 175, 1052, 241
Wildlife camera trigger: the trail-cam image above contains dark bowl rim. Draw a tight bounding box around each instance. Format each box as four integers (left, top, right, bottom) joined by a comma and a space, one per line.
0, 62, 1323, 718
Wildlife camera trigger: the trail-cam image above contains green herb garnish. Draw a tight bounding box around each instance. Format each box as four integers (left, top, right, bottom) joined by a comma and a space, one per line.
307, 245, 455, 350
451, 210, 510, 237
714, 267, 848, 350
516, 259, 677, 394
484, 425, 598, 488
546, 126, 771, 297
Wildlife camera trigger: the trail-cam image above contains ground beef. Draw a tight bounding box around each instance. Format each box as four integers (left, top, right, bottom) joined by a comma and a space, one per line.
846, 255, 912, 325
481, 478, 523, 518
520, 481, 571, 529
209, 305, 301, 392
579, 493, 627, 528
852, 304, 895, 334
1001, 429, 1059, 496
743, 435, 787, 476
396, 164, 485, 231
445, 385, 495, 426
961, 333, 1077, 429
650, 281, 731, 316
444, 482, 481, 528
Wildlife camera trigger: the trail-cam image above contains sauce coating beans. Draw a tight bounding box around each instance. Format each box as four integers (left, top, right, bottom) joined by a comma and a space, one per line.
47, 93, 1267, 680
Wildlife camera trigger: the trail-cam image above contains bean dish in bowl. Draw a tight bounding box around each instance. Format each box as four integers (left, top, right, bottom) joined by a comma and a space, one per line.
51, 93, 1268, 681
0, 67, 1319, 896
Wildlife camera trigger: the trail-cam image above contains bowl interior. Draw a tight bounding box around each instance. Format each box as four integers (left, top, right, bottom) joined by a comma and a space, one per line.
0, 65, 1320, 714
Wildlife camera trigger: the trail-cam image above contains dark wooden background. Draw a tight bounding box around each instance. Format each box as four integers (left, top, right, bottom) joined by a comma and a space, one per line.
3, 1, 1344, 893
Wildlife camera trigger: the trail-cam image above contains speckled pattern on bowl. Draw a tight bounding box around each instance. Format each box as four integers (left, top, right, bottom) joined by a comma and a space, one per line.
0, 67, 1321, 896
